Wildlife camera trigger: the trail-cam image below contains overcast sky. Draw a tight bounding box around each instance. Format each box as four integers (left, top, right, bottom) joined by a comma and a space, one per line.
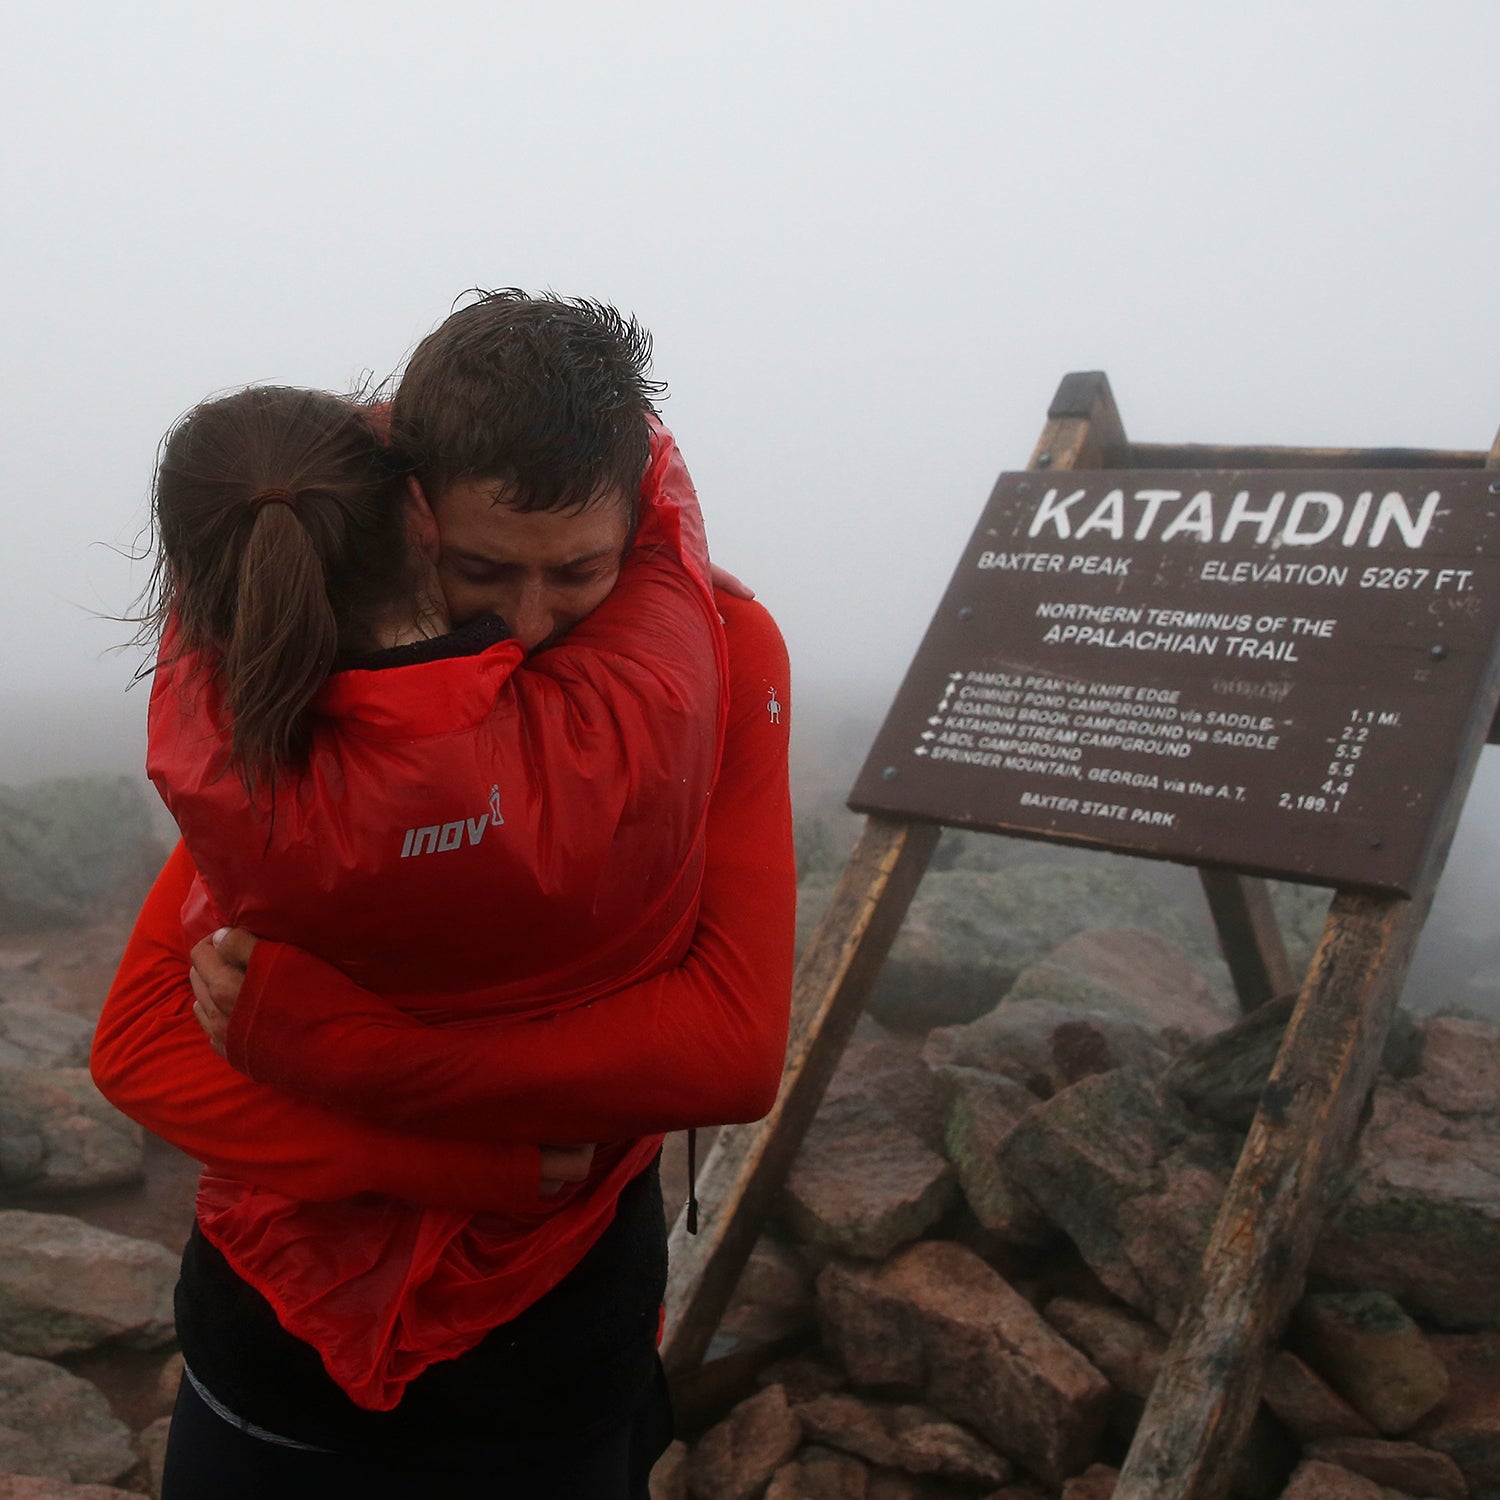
4, 1, 1498, 800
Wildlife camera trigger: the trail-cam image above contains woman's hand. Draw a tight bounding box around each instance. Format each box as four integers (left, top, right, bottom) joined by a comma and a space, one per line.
709, 563, 754, 600
190, 926, 595, 1195
189, 927, 257, 1056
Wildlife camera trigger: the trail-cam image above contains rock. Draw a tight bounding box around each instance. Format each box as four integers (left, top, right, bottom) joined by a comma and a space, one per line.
1060, 1466, 1118, 1499
1278, 1459, 1418, 1498
1043, 1296, 1167, 1408
0, 1482, 139, 1499
1164, 993, 1296, 1129
720, 1235, 817, 1346
1303, 1437, 1468, 1500
0, 1068, 144, 1195
824, 1040, 949, 1151
757, 1357, 848, 1405
1260, 1351, 1378, 1442
1314, 1076, 1500, 1330
816, 1241, 1109, 1486
1411, 1332, 1500, 1496
133, 1417, 170, 1500
801, 864, 1228, 1031
0, 1212, 177, 1357
0, 1352, 136, 1485
1411, 1015, 1500, 1116
650, 1439, 689, 1500
765, 1448, 869, 1500
1007, 928, 1234, 1045
686, 1384, 802, 1500
925, 1000, 1169, 1102
784, 1111, 956, 1262
940, 1070, 1051, 1246
153, 1353, 184, 1418
1291, 1291, 1449, 1435
0, 1008, 92, 1072
0, 778, 163, 934
792, 1393, 1009, 1487
995, 1070, 1238, 1327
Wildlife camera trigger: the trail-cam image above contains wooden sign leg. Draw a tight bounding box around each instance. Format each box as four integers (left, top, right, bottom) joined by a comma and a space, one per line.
1198, 870, 1297, 1013
660, 815, 941, 1376
1113, 888, 1417, 1500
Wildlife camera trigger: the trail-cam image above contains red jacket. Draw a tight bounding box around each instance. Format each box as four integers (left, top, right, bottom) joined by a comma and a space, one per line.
132, 424, 743, 1410
93, 593, 791, 1187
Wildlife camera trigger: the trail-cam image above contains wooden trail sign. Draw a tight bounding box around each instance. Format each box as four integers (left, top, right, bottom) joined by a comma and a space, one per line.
663, 373, 1500, 1500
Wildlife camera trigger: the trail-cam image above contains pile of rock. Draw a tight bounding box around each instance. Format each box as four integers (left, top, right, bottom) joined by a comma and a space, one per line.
660, 927, 1500, 1500
0, 933, 182, 1494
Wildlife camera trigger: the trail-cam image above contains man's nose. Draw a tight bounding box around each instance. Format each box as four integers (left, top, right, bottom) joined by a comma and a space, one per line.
509, 583, 554, 653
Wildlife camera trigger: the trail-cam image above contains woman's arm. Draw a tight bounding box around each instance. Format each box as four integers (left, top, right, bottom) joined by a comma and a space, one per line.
219, 595, 795, 1142
90, 841, 550, 1210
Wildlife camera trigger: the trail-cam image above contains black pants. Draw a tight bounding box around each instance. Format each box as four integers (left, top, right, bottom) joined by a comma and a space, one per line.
160, 1356, 674, 1499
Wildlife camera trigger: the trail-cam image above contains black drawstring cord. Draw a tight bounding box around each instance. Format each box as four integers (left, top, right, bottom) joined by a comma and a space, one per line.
685, 1128, 699, 1234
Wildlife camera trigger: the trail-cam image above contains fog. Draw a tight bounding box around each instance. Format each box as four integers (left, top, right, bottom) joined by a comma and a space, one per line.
3, 1, 1498, 999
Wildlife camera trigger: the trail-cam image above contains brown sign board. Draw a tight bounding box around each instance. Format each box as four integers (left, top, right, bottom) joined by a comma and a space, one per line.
851, 469, 1500, 895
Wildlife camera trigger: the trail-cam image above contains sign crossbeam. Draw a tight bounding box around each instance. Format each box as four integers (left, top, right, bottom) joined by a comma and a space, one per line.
662, 374, 1500, 1500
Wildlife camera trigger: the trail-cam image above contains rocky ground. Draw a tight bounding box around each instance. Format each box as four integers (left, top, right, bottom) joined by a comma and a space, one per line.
1, 775, 1498, 1497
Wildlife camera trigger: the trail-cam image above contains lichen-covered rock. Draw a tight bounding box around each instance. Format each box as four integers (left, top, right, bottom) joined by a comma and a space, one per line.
0, 1351, 136, 1485
816, 1241, 1108, 1486
1314, 1077, 1500, 1330
994, 1069, 1238, 1327
1411, 1015, 1500, 1116
0, 1068, 144, 1195
939, 1069, 1050, 1246
784, 1114, 955, 1262
1291, 1291, 1449, 1435
0, 1212, 177, 1357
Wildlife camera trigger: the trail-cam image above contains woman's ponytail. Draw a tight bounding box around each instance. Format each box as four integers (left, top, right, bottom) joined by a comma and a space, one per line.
220, 497, 339, 789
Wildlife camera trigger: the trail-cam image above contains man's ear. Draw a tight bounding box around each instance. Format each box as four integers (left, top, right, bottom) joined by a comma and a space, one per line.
406, 476, 440, 563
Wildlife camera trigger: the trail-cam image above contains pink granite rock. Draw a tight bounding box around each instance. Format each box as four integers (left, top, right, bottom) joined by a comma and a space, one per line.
1279, 1459, 1419, 1498
817, 1241, 1109, 1486
1292, 1292, 1449, 1435
686, 1384, 803, 1500
1303, 1437, 1467, 1500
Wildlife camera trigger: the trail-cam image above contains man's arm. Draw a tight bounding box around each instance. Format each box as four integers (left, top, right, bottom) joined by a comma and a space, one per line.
220, 595, 795, 1143
90, 841, 550, 1211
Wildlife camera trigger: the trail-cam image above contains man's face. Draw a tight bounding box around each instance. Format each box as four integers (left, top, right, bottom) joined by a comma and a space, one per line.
428, 479, 632, 651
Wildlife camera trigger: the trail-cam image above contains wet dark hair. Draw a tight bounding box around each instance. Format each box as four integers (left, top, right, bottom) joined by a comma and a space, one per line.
391, 288, 666, 518
142, 386, 417, 790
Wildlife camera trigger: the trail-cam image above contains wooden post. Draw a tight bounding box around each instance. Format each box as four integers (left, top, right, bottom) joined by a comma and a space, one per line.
1113, 436, 1500, 1500
661, 374, 1129, 1379
1198, 870, 1298, 1012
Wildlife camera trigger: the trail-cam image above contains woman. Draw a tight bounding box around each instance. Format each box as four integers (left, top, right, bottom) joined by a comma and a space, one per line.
97, 304, 792, 1497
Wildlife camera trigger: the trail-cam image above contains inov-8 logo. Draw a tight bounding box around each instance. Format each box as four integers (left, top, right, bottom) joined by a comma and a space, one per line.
400, 784, 505, 859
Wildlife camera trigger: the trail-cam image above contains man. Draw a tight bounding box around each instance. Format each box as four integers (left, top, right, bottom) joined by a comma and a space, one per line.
92, 290, 795, 1498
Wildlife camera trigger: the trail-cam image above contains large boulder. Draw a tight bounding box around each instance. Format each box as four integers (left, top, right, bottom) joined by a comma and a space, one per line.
994, 1069, 1239, 1328
0, 1351, 135, 1486
816, 1241, 1109, 1486
0, 779, 162, 935
0, 1212, 177, 1357
0, 1069, 144, 1196
0, 1007, 92, 1073
798, 864, 1230, 1031
1314, 1072, 1500, 1330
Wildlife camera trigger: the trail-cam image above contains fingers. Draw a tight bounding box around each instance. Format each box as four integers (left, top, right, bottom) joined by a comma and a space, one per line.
708, 562, 755, 600
213, 926, 259, 972
190, 966, 229, 1057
